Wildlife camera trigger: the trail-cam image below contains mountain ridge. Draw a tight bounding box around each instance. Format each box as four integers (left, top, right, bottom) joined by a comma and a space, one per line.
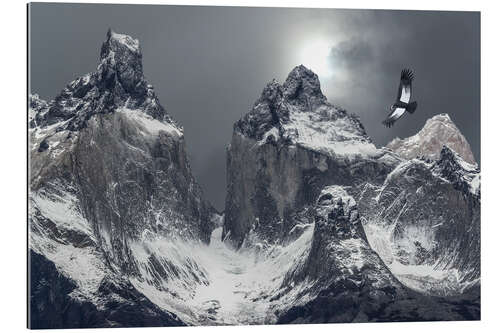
29, 31, 480, 328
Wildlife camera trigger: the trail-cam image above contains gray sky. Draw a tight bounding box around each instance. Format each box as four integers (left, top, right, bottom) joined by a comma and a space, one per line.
30, 4, 480, 210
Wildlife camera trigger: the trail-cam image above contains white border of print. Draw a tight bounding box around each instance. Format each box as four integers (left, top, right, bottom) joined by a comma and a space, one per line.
1, 1, 497, 332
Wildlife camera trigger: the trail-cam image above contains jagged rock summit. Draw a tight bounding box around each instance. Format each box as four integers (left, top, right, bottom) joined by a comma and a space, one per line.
234, 65, 376, 156
273, 186, 408, 323
30, 29, 175, 131
386, 113, 476, 164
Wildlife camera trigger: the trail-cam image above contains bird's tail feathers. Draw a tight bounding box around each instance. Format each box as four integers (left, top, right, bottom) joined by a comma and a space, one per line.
407, 101, 418, 114
382, 119, 394, 128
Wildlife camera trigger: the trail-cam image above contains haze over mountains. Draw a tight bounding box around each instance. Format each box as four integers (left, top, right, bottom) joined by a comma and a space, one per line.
29, 31, 480, 328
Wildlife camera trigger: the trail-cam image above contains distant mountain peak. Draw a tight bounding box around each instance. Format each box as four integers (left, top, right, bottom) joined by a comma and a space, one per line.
387, 113, 476, 164
429, 113, 452, 122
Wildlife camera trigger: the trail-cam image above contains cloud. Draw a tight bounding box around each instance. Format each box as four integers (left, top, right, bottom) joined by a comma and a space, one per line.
329, 38, 374, 70
319, 11, 479, 163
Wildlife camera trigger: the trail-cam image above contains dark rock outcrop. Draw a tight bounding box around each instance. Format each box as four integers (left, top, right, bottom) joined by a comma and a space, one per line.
29, 250, 184, 329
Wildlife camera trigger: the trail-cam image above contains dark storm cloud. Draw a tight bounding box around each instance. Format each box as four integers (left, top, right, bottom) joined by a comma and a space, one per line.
29, 4, 480, 210
330, 38, 374, 69
321, 10, 480, 167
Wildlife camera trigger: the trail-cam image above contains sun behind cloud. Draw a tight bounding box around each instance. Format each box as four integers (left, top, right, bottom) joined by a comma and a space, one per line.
297, 38, 333, 78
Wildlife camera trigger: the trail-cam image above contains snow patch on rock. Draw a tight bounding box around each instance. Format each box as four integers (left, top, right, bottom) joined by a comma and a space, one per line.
109, 30, 140, 53
118, 107, 183, 137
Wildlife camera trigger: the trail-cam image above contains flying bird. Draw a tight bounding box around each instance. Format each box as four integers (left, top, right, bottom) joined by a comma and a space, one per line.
382, 68, 418, 127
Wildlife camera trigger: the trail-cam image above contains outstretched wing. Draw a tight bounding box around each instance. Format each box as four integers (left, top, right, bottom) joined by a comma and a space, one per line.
382, 107, 406, 128
396, 68, 414, 104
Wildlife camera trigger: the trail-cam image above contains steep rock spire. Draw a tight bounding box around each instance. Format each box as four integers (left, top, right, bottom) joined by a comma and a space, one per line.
31, 30, 171, 131
98, 29, 144, 95
283, 65, 327, 109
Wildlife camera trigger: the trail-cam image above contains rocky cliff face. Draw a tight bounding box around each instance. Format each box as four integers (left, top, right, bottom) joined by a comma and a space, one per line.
29, 30, 215, 328
224, 65, 401, 248
386, 113, 476, 164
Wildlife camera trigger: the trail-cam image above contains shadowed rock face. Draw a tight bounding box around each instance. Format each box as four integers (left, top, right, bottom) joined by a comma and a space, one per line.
285, 186, 401, 287
386, 113, 476, 164
29, 250, 185, 329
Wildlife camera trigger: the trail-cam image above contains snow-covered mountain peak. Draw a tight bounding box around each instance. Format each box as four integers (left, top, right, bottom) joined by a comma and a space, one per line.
99, 29, 143, 89
386, 113, 476, 164
234, 65, 375, 157
30, 30, 179, 134
28, 94, 48, 127
29, 93, 48, 110
428, 113, 451, 122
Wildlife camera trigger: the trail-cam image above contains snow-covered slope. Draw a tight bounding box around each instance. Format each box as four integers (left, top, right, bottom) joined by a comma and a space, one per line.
358, 146, 480, 296
127, 185, 479, 324
386, 113, 476, 164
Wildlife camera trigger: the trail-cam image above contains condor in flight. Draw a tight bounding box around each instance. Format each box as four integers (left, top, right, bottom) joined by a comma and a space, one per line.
383, 68, 418, 128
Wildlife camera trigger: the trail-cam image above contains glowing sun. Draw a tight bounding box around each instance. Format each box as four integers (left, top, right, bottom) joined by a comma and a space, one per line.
298, 39, 333, 77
